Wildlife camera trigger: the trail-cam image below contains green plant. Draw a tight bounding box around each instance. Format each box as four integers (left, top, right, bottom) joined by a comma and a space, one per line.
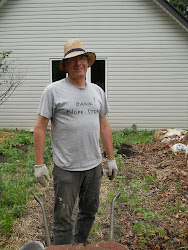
115, 154, 127, 170
97, 207, 104, 216
124, 124, 137, 135
175, 182, 184, 193
11, 205, 26, 218
0, 211, 13, 235
112, 126, 154, 149
144, 175, 157, 184
109, 156, 167, 247
90, 223, 101, 241
0, 129, 53, 238
13, 130, 34, 145
169, 0, 188, 20
106, 190, 116, 202
112, 131, 125, 148
181, 204, 187, 212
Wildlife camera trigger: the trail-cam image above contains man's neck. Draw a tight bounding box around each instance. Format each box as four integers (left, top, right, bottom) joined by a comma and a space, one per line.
67, 76, 86, 88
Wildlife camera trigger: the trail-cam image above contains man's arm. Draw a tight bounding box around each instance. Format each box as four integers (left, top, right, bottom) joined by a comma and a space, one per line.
100, 115, 117, 180
33, 114, 50, 187
34, 114, 49, 164
100, 115, 114, 159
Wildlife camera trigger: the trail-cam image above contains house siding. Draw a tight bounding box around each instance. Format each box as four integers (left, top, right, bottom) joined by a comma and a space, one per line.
0, 0, 188, 130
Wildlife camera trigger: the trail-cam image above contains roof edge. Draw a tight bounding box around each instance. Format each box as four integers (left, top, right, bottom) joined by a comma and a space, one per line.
153, 0, 188, 32
0, 0, 8, 8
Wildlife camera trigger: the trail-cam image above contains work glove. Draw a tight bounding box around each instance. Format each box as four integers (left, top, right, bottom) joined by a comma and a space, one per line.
34, 164, 50, 187
107, 159, 118, 180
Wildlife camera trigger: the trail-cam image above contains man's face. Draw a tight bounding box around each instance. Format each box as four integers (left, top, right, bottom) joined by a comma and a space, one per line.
65, 55, 89, 81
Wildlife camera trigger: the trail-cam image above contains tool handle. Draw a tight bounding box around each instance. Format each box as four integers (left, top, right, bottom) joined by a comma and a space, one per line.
34, 196, 51, 247
110, 192, 121, 241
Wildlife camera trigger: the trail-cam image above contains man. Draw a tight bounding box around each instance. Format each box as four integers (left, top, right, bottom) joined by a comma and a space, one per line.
33, 39, 117, 245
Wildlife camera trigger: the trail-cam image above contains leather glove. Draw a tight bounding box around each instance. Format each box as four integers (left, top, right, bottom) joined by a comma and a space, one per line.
34, 164, 50, 187
107, 159, 118, 180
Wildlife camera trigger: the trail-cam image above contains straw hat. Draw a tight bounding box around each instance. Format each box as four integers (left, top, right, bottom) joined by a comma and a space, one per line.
60, 39, 96, 72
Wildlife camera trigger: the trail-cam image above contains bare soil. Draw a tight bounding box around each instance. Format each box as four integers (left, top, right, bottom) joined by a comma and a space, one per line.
0, 133, 188, 250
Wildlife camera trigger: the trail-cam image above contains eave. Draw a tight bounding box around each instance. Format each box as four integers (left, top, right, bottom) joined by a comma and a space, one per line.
153, 0, 188, 31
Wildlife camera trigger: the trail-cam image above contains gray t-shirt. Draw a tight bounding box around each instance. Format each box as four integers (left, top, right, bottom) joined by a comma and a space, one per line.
37, 78, 110, 171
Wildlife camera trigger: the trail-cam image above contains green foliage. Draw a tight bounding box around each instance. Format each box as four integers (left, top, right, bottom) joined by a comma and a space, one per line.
1, 125, 186, 248
0, 211, 13, 235
0, 130, 31, 160
124, 129, 154, 144
113, 127, 154, 150
112, 131, 126, 148
90, 223, 101, 241
144, 175, 157, 184
116, 154, 128, 170
124, 124, 137, 134
13, 130, 34, 145
109, 159, 175, 246
0, 129, 53, 237
1, 176, 29, 206
107, 190, 116, 202
175, 182, 184, 193
97, 207, 104, 216
109, 138, 187, 248
169, 0, 188, 20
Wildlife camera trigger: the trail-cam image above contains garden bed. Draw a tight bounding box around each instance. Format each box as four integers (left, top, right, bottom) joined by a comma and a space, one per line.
0, 131, 187, 249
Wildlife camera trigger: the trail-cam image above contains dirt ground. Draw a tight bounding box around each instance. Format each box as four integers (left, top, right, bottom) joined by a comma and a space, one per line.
0, 132, 188, 250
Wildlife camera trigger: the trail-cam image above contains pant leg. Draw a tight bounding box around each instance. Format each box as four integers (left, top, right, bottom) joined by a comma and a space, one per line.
52, 165, 82, 245
73, 164, 103, 244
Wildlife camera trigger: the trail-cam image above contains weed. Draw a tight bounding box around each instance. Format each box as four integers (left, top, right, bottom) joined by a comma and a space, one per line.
181, 204, 187, 212
90, 223, 101, 241
0, 129, 53, 238
175, 182, 184, 193
106, 190, 116, 203
97, 207, 104, 216
144, 175, 157, 184
124, 124, 137, 135
103, 126, 186, 248
0, 211, 13, 235
113, 127, 154, 148
112, 131, 125, 148
11, 205, 26, 218
13, 130, 34, 145
115, 154, 127, 170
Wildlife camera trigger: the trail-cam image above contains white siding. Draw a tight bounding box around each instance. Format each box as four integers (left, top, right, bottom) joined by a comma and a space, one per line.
0, 0, 188, 130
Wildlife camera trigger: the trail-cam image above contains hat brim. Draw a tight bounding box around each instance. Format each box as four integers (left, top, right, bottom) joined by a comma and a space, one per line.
60, 52, 96, 72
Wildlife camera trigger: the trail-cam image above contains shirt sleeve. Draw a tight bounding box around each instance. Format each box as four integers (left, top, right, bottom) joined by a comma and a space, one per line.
99, 89, 110, 118
37, 87, 55, 119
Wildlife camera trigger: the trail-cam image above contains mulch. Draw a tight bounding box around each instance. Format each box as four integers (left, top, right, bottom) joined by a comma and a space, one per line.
0, 133, 188, 250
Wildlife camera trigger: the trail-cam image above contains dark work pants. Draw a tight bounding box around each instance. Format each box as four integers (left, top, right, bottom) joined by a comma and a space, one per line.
52, 164, 103, 245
